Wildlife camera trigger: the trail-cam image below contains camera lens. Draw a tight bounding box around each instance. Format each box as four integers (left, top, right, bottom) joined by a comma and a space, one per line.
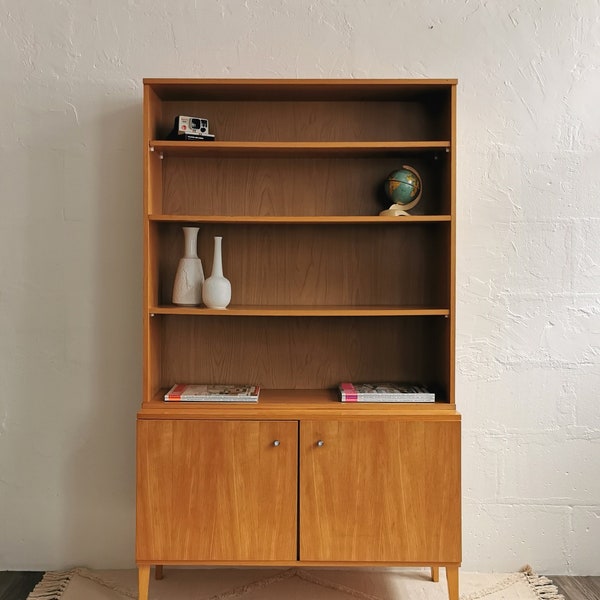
190, 118, 201, 129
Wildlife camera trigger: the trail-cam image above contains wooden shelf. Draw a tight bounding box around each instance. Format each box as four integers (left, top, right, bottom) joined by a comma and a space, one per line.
149, 140, 451, 158
140, 388, 457, 420
144, 77, 458, 101
148, 305, 450, 317
148, 215, 452, 224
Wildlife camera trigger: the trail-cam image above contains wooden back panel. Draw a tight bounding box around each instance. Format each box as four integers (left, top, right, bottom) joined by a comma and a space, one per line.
157, 315, 449, 393
159, 154, 450, 217
156, 223, 450, 308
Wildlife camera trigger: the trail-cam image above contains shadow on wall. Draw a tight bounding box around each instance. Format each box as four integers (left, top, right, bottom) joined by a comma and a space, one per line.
19, 87, 142, 568
68, 95, 142, 568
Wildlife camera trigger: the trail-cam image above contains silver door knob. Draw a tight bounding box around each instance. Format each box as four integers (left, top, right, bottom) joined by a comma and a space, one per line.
317, 440, 325, 447
273, 440, 280, 447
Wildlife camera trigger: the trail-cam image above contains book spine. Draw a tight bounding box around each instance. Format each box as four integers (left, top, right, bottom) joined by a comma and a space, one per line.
164, 383, 187, 401
339, 382, 358, 402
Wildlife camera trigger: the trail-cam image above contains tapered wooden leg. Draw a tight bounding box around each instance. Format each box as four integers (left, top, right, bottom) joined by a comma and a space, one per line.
155, 565, 164, 580
446, 566, 459, 600
138, 566, 151, 600
431, 566, 440, 582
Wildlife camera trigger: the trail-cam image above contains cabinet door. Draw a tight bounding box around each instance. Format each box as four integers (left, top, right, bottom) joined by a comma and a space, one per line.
137, 420, 297, 562
300, 419, 460, 563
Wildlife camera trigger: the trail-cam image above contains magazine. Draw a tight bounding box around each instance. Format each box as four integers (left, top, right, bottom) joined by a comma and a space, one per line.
338, 382, 434, 403
164, 384, 260, 402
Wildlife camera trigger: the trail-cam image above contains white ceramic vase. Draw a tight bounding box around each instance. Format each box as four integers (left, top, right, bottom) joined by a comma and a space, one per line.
172, 227, 204, 306
202, 236, 231, 309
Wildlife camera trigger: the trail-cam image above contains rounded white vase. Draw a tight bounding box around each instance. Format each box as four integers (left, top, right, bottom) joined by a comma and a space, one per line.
202, 236, 231, 309
172, 226, 204, 306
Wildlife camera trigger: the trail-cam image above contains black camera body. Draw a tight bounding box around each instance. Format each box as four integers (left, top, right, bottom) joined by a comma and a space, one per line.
167, 115, 215, 141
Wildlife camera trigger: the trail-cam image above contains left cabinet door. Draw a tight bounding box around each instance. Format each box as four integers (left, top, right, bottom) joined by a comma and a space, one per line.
136, 419, 298, 562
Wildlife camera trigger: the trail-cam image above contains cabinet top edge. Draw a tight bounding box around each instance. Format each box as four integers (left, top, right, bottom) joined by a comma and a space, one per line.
143, 78, 457, 100
143, 78, 458, 85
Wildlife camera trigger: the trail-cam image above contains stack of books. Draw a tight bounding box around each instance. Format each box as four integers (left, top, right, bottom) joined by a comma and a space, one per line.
164, 384, 260, 402
338, 382, 435, 403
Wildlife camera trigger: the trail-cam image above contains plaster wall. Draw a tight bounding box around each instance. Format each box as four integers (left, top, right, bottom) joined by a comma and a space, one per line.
0, 0, 598, 574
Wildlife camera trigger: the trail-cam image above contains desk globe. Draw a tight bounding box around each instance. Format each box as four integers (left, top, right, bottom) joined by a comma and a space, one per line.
380, 165, 422, 216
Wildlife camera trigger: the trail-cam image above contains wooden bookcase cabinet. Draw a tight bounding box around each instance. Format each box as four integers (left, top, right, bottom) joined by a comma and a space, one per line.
137, 79, 460, 600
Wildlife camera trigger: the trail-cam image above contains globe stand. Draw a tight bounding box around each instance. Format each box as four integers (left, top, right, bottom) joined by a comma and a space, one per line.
379, 205, 412, 217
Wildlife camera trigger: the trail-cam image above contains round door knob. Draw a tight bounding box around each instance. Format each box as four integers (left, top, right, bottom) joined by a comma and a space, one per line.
273, 440, 280, 447
317, 440, 325, 447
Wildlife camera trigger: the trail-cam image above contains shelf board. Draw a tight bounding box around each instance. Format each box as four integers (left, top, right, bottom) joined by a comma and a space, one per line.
144, 78, 458, 101
149, 140, 451, 158
139, 388, 458, 420
148, 215, 452, 224
149, 305, 450, 317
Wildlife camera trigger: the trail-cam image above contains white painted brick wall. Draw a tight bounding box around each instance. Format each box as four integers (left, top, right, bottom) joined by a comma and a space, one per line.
0, 0, 598, 574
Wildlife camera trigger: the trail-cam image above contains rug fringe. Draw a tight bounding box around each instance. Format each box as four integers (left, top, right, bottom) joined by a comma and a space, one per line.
460, 572, 524, 600
27, 568, 138, 600
27, 570, 74, 600
520, 565, 565, 600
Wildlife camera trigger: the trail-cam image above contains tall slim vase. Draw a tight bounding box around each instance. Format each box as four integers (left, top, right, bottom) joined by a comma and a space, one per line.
202, 236, 231, 309
172, 227, 204, 306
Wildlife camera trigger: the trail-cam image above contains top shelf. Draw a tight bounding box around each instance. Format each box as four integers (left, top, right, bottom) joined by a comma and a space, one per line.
149, 140, 451, 159
144, 78, 457, 101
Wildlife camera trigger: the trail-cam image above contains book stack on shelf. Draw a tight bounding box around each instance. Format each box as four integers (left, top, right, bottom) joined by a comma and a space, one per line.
164, 384, 260, 402
338, 382, 435, 403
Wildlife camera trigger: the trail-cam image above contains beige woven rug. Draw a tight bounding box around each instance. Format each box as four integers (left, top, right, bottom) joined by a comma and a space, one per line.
28, 566, 564, 600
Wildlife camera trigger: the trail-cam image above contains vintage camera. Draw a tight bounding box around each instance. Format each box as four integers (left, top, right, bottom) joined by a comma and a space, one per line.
167, 115, 215, 141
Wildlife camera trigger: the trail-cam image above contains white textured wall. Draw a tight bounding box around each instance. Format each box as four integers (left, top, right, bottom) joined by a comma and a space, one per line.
0, 0, 598, 574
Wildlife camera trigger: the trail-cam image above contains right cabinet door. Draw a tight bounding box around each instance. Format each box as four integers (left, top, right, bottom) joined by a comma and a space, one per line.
299, 419, 461, 563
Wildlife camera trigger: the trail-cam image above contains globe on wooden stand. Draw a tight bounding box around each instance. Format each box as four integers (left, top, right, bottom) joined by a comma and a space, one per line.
379, 165, 422, 216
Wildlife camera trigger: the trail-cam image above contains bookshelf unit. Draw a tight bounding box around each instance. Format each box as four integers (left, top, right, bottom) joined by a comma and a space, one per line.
137, 79, 460, 600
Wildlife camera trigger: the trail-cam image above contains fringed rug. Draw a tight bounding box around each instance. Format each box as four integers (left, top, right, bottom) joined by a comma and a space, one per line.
27, 566, 564, 600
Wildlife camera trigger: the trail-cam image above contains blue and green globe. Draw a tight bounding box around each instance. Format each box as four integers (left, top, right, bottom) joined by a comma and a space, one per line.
384, 166, 422, 208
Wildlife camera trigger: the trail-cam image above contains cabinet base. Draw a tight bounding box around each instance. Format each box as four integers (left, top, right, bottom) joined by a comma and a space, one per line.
137, 564, 460, 600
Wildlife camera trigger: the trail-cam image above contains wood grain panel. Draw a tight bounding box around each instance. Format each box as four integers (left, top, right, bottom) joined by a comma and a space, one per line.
156, 223, 449, 307
155, 100, 449, 142
158, 315, 449, 392
448, 84, 457, 405
136, 420, 297, 561
144, 86, 163, 215
299, 420, 461, 562
161, 154, 448, 217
